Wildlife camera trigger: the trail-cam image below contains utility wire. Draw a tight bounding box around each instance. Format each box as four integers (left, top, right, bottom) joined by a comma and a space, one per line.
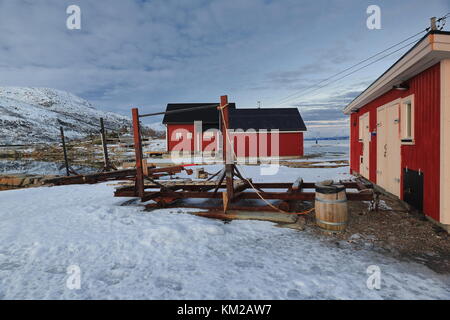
277, 38, 422, 105
271, 29, 428, 107
270, 12, 450, 108
139, 104, 219, 118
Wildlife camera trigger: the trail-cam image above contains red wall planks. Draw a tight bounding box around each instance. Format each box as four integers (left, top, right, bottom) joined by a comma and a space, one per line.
167, 124, 304, 157
167, 124, 194, 152
401, 64, 441, 221
350, 63, 441, 220
231, 131, 303, 157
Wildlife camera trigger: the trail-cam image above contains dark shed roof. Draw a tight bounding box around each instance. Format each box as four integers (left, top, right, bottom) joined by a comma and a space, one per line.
162, 103, 236, 124
162, 103, 306, 132
229, 108, 307, 132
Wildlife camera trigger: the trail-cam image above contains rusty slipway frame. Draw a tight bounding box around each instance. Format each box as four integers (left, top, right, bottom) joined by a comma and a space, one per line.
114, 95, 376, 212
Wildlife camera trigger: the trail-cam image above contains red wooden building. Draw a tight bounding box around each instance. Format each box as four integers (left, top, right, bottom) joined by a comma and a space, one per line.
162, 103, 307, 159
344, 30, 450, 231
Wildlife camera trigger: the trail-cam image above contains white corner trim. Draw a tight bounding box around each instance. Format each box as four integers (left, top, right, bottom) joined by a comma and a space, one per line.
440, 59, 450, 225
165, 124, 168, 152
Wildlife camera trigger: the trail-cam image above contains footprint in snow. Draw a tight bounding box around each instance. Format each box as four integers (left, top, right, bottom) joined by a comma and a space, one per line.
287, 289, 302, 299
0, 261, 21, 271
120, 218, 134, 226
154, 277, 183, 291
45, 265, 67, 274
234, 261, 264, 269
97, 270, 128, 286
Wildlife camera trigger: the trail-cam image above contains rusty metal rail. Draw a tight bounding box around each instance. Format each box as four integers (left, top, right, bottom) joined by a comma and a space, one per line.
115, 94, 376, 213
114, 179, 375, 211
44, 165, 192, 186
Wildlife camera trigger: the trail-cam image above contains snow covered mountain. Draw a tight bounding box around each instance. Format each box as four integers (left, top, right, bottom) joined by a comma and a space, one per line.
0, 87, 131, 145
148, 121, 165, 133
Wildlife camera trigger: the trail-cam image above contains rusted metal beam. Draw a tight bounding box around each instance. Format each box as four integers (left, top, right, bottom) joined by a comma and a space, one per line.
219, 95, 235, 210
144, 204, 283, 212
132, 108, 145, 198
149, 166, 185, 174
60, 126, 70, 177
128, 181, 371, 191
46, 169, 137, 185
100, 118, 110, 170
115, 190, 373, 201
45, 165, 188, 186
233, 180, 250, 194
212, 170, 226, 195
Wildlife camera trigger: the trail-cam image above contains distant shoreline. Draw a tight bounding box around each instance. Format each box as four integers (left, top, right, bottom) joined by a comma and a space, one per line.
304, 136, 349, 141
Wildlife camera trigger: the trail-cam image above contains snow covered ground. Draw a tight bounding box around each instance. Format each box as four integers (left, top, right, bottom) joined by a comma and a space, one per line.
303, 139, 349, 161
0, 160, 449, 299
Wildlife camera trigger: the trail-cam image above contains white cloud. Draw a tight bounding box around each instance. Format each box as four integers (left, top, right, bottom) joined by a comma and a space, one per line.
0, 0, 448, 136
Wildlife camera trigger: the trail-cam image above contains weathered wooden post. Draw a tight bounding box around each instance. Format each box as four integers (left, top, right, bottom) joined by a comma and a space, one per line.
430, 17, 437, 31
60, 126, 70, 177
218, 95, 234, 211
99, 118, 113, 171
132, 108, 145, 199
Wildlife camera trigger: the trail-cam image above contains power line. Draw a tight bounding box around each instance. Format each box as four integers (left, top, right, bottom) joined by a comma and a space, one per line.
139, 104, 219, 118
270, 29, 428, 108
277, 38, 422, 106
269, 12, 450, 108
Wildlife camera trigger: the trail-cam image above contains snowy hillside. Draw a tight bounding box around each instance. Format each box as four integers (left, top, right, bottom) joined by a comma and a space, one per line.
148, 121, 165, 133
0, 87, 131, 144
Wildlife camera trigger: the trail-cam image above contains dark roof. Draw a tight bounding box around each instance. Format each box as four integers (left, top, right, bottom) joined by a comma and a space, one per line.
229, 108, 307, 132
162, 103, 236, 124
162, 103, 307, 131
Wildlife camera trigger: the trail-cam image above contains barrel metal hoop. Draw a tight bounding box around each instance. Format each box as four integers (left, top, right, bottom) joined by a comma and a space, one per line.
316, 218, 347, 226
315, 198, 347, 204
317, 226, 344, 233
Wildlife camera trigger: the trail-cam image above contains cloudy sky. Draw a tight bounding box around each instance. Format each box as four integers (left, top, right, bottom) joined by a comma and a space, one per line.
0, 0, 449, 137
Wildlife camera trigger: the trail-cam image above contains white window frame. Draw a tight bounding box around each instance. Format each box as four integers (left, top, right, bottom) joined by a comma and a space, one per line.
359, 113, 369, 142
401, 94, 415, 144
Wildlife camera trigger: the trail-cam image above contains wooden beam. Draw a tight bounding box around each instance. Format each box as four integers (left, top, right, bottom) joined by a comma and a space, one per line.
132, 108, 145, 199
60, 126, 70, 177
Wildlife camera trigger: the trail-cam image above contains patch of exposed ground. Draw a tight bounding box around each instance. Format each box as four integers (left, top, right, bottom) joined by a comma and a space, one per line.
299, 195, 450, 274
281, 159, 349, 168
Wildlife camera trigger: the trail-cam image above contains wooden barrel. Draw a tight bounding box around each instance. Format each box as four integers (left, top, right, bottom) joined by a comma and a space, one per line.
315, 182, 348, 233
